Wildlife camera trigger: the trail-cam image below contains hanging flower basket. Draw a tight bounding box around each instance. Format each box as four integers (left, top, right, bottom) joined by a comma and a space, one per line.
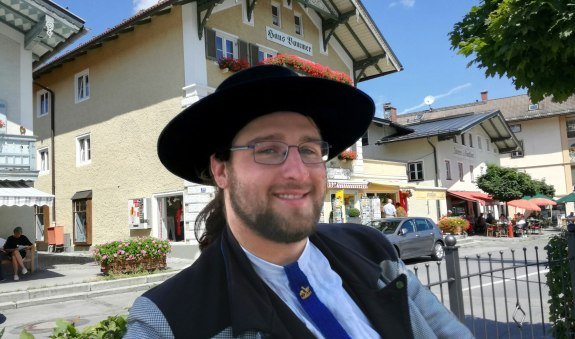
218, 57, 250, 72
262, 54, 353, 85
338, 149, 357, 161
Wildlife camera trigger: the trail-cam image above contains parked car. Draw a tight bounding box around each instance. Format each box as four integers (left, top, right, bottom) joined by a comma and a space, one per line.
364, 217, 445, 260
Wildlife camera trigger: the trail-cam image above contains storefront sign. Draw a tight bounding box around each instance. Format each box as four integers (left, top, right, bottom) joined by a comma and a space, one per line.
327, 168, 352, 180
266, 26, 313, 56
453, 145, 475, 158
414, 190, 446, 200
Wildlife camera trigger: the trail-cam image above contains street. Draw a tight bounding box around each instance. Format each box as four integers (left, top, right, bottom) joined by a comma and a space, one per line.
0, 233, 557, 338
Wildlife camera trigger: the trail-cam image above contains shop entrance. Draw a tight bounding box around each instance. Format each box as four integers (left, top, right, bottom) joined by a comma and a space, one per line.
157, 195, 184, 242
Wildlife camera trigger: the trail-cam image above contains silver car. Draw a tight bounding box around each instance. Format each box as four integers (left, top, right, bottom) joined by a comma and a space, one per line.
365, 217, 445, 260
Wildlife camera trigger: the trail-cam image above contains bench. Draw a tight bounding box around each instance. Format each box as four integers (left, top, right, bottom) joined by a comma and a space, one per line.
1, 245, 36, 273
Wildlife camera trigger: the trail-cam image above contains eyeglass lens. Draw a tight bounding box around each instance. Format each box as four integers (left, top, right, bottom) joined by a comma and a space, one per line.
253, 141, 328, 164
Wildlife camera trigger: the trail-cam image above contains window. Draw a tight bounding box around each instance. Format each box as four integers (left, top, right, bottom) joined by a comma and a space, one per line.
37, 90, 50, 117
414, 218, 431, 231
294, 13, 303, 35
445, 160, 452, 180
38, 148, 49, 173
77, 134, 91, 165
453, 136, 457, 143
509, 124, 522, 133
567, 120, 575, 138
73, 198, 92, 245
486, 140, 490, 151
257, 46, 276, 63
468, 134, 473, 147
528, 103, 539, 111
458, 162, 464, 181
215, 32, 237, 61
470, 165, 475, 182
511, 140, 524, 158
272, 3, 281, 27
75, 69, 90, 103
477, 136, 482, 149
461, 134, 466, 146
34, 205, 49, 242
408, 161, 424, 181
361, 131, 369, 146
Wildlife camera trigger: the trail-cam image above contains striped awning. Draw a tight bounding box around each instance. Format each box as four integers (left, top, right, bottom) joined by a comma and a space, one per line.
0, 181, 54, 207
327, 180, 369, 189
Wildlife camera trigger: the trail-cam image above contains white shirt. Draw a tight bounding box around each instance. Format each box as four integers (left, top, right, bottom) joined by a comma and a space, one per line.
383, 203, 396, 217
243, 240, 379, 339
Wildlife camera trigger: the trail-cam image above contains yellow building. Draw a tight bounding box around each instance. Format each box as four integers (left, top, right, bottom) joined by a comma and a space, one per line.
31, 0, 402, 254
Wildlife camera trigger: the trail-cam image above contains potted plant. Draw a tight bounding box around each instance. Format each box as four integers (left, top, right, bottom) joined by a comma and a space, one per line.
438, 217, 470, 235
347, 207, 361, 223
93, 237, 171, 275
218, 57, 250, 73
338, 149, 357, 161
0, 119, 5, 128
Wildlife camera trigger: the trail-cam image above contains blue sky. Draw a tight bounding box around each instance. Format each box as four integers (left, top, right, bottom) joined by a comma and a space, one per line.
54, 0, 525, 117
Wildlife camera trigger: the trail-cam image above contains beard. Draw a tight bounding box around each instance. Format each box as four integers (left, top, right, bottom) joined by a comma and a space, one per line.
228, 172, 325, 244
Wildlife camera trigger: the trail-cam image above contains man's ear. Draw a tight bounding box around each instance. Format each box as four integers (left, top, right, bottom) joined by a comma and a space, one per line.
210, 155, 228, 189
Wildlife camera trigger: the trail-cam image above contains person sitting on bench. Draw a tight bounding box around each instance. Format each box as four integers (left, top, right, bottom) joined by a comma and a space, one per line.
2, 227, 32, 281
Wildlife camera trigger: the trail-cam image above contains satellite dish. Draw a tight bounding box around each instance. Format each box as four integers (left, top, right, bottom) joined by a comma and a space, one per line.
424, 95, 435, 106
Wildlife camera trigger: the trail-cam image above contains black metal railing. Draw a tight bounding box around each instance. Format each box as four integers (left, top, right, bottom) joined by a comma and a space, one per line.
411, 233, 574, 338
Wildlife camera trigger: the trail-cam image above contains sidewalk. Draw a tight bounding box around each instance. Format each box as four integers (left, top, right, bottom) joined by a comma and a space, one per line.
0, 252, 194, 311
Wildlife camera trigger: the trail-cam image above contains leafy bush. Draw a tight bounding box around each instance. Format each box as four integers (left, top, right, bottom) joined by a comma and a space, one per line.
438, 217, 470, 234
93, 237, 170, 266
19, 315, 127, 338
545, 231, 574, 338
348, 207, 360, 217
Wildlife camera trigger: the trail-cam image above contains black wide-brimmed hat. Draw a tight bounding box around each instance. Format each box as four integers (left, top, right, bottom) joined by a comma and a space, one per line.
158, 65, 375, 184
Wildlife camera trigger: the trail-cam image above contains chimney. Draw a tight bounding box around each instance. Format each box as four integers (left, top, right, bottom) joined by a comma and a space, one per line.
383, 103, 397, 122
481, 91, 488, 102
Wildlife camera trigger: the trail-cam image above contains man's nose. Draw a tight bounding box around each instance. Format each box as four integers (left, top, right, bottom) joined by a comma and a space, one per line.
281, 147, 310, 178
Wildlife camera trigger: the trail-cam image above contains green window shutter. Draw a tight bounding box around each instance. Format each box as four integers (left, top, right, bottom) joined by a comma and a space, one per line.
205, 28, 216, 60
238, 39, 248, 62
249, 43, 260, 66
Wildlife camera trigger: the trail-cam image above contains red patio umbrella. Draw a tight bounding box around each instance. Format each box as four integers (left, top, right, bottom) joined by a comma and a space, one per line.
528, 197, 557, 206
507, 199, 541, 211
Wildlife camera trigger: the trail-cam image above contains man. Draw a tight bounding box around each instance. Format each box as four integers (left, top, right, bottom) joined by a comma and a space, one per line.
2, 226, 32, 281
126, 65, 472, 338
383, 199, 396, 218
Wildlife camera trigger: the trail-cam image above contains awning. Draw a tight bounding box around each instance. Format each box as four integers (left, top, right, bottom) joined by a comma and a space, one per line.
327, 180, 368, 189
0, 181, 54, 207
368, 181, 401, 191
447, 191, 493, 205
71, 190, 92, 200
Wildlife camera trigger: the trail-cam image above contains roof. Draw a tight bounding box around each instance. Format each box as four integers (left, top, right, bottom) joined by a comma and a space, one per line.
0, 0, 86, 66
0, 181, 54, 207
372, 117, 414, 134
397, 94, 575, 124
33, 0, 402, 82
376, 111, 521, 153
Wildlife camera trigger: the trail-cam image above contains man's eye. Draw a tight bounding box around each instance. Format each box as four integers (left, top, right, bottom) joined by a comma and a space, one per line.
299, 146, 318, 155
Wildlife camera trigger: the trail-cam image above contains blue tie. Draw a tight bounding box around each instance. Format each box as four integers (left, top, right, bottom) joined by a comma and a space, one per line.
283, 262, 351, 339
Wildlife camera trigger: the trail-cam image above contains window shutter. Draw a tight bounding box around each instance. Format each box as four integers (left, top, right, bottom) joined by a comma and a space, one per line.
238, 39, 248, 62
205, 28, 217, 60
249, 43, 260, 66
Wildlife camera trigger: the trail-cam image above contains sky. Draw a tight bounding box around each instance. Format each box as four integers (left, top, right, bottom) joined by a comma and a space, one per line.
52, 0, 526, 117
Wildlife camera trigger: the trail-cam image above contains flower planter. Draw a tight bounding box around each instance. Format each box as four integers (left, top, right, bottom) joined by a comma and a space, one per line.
101, 256, 167, 275
220, 67, 229, 73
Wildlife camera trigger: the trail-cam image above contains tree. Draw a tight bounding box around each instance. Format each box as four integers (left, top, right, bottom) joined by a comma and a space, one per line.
533, 178, 556, 197
476, 164, 536, 202
450, 0, 575, 103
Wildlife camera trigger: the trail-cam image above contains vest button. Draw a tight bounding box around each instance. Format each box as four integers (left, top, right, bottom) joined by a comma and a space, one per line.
395, 281, 405, 289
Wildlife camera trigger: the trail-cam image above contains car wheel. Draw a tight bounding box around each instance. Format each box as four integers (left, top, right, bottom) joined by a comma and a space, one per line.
431, 241, 444, 261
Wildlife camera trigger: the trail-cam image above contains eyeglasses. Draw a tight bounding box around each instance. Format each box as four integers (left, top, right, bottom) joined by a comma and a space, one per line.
230, 140, 330, 165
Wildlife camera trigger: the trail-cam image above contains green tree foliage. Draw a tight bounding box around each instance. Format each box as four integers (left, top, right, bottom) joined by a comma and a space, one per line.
476, 164, 536, 201
533, 178, 556, 197
450, 0, 575, 103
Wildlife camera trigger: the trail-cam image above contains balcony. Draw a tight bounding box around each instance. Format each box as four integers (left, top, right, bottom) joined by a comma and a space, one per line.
0, 134, 39, 181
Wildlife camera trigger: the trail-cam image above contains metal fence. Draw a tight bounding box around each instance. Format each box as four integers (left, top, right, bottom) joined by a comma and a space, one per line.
410, 231, 575, 338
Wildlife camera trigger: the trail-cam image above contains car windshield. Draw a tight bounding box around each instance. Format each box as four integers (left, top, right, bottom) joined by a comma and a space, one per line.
377, 220, 401, 234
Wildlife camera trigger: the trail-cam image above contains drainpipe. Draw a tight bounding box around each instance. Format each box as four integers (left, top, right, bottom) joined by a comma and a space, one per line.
427, 137, 441, 220
33, 82, 56, 223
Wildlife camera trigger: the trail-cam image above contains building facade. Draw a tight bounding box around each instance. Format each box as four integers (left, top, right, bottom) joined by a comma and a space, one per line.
32, 0, 402, 253
0, 0, 84, 241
